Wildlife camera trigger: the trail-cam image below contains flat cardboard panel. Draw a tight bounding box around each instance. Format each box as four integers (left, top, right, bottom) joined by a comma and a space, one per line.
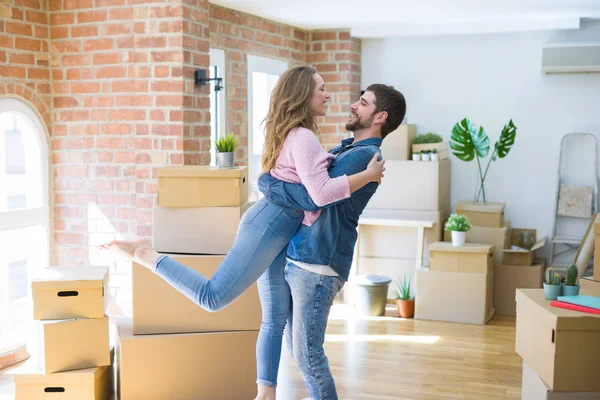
443, 221, 510, 266
455, 201, 505, 228
132, 255, 261, 335
117, 319, 258, 400
521, 360, 600, 400
415, 268, 494, 325
380, 124, 416, 160
429, 243, 494, 274
153, 203, 250, 255
32, 266, 108, 320
41, 317, 111, 374
515, 289, 600, 392
580, 277, 600, 297
366, 159, 451, 211
157, 166, 248, 208
494, 260, 545, 316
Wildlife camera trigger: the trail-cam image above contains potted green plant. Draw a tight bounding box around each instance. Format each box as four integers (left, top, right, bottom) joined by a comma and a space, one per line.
444, 214, 471, 246
412, 132, 444, 154
215, 133, 238, 168
543, 267, 563, 300
449, 118, 517, 204
412, 151, 421, 161
562, 264, 580, 296
430, 148, 439, 161
421, 149, 431, 161
393, 274, 414, 318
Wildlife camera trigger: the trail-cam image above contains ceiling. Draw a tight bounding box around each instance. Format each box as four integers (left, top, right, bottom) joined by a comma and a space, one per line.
209, 0, 600, 37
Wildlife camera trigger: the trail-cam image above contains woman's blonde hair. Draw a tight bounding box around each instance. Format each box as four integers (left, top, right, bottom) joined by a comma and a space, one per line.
261, 64, 319, 172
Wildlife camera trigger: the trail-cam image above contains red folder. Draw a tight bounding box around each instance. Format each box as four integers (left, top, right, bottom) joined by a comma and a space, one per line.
550, 300, 600, 315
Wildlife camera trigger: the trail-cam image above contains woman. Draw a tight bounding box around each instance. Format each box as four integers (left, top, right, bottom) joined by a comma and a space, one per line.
100, 65, 384, 399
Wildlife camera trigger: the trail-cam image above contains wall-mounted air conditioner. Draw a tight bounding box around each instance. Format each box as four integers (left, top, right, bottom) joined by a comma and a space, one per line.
541, 42, 600, 74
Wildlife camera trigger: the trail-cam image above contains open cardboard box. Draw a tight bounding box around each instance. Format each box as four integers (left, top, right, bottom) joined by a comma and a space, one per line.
503, 229, 546, 266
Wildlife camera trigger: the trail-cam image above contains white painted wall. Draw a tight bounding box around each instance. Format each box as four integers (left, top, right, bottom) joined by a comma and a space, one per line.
361, 20, 600, 261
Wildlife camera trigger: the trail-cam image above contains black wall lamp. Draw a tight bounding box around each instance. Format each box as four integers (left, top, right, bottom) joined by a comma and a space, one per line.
195, 69, 223, 92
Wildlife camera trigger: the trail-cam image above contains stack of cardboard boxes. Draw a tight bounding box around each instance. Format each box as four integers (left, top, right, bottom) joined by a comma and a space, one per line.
115, 166, 262, 400
579, 219, 600, 296
359, 125, 451, 299
10, 266, 114, 399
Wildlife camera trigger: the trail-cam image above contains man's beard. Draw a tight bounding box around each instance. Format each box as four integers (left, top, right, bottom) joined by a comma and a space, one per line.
345, 113, 374, 132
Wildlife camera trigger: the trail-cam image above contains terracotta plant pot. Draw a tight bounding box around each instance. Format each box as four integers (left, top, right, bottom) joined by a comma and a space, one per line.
396, 299, 415, 318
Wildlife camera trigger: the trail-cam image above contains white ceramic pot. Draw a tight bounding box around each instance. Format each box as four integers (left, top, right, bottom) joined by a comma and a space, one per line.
421, 153, 430, 161
451, 231, 466, 246
412, 154, 421, 161
431, 153, 439, 161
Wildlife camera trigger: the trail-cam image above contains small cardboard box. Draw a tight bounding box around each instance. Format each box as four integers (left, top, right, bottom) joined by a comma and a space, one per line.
32, 266, 109, 320
503, 229, 546, 266
11, 349, 114, 400
521, 360, 600, 400
153, 203, 251, 255
38, 317, 111, 373
157, 166, 248, 208
429, 242, 494, 274
366, 159, 451, 211
380, 124, 416, 160
580, 277, 600, 297
133, 255, 261, 335
455, 200, 505, 228
443, 221, 510, 266
116, 319, 258, 400
515, 289, 600, 392
494, 259, 545, 316
415, 268, 494, 325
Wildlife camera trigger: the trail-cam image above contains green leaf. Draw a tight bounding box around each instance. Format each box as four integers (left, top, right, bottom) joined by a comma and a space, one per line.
495, 119, 517, 159
449, 118, 490, 161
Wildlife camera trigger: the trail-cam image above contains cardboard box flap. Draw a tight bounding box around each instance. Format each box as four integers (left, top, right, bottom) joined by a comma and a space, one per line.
516, 289, 600, 331
157, 166, 247, 178
31, 266, 108, 290
594, 221, 600, 235
456, 201, 505, 214
430, 242, 494, 254
503, 237, 546, 253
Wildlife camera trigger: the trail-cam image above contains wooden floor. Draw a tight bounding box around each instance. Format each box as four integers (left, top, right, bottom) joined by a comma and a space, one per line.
0, 305, 522, 400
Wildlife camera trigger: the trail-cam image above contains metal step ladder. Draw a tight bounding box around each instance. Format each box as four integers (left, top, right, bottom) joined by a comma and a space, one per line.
549, 133, 599, 274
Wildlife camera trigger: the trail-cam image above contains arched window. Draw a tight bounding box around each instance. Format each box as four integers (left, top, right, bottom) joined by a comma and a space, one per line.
0, 98, 50, 354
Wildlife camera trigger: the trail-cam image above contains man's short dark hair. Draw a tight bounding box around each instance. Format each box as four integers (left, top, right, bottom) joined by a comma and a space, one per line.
366, 84, 406, 139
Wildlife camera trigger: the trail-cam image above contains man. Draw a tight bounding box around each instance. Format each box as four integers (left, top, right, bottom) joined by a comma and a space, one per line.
257, 83, 406, 399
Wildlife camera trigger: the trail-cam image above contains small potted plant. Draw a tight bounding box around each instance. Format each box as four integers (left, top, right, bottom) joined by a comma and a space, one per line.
562, 264, 580, 296
393, 274, 414, 318
215, 133, 238, 168
421, 150, 431, 161
444, 214, 471, 246
543, 267, 563, 300
430, 148, 439, 161
412, 151, 421, 161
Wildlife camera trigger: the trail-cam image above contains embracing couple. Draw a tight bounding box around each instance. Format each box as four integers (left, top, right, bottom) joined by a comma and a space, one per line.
101, 64, 406, 400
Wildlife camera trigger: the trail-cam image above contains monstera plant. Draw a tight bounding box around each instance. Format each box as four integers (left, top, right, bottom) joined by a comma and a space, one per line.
449, 118, 517, 204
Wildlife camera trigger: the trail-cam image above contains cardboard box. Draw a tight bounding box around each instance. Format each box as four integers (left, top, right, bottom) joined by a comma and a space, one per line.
38, 317, 111, 373
494, 259, 545, 316
415, 268, 494, 325
32, 266, 109, 320
503, 229, 547, 266
380, 124, 416, 160
412, 141, 449, 160
443, 221, 510, 266
455, 200, 505, 228
366, 159, 451, 211
580, 277, 600, 297
11, 349, 114, 400
358, 208, 451, 264
595, 222, 600, 281
153, 203, 251, 255
429, 242, 494, 274
521, 360, 600, 400
133, 255, 261, 335
116, 319, 258, 400
515, 289, 600, 392
157, 166, 248, 208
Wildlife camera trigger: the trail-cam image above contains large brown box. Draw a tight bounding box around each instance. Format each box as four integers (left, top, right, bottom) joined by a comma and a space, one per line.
515, 289, 600, 392
380, 124, 416, 160
443, 221, 510, 266
503, 229, 546, 266
595, 222, 600, 281
37, 317, 111, 373
157, 166, 248, 208
11, 349, 114, 400
415, 268, 494, 325
32, 266, 109, 320
580, 277, 600, 297
455, 200, 505, 228
521, 360, 600, 400
366, 159, 451, 211
429, 242, 494, 274
494, 259, 545, 316
133, 255, 261, 335
116, 319, 258, 400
